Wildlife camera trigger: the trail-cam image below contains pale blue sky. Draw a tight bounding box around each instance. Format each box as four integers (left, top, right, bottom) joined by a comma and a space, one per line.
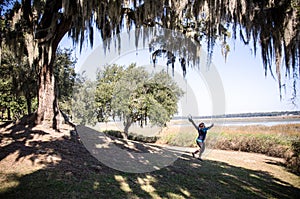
60, 30, 299, 116
213, 39, 299, 114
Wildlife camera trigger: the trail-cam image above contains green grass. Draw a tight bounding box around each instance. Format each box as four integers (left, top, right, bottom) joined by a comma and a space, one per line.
1, 155, 300, 199
1, 122, 299, 198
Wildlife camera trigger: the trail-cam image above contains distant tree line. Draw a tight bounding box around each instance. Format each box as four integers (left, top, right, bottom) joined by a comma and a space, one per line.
175, 111, 300, 120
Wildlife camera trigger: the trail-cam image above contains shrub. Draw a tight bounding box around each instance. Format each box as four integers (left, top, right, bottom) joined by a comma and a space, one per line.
285, 139, 300, 175
209, 135, 289, 158
157, 130, 196, 147
102, 130, 159, 143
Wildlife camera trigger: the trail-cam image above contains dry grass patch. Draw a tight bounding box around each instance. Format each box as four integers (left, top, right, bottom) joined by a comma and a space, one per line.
157, 123, 300, 174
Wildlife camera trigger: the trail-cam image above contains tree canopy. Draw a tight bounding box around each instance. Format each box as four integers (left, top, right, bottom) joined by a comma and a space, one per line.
2, 0, 299, 78
0, 0, 298, 129
95, 64, 184, 138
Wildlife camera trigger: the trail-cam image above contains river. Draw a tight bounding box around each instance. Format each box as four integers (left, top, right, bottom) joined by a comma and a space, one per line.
171, 117, 300, 127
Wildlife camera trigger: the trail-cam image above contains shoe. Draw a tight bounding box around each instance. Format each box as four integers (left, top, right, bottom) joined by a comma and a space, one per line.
198, 158, 203, 161
192, 152, 195, 158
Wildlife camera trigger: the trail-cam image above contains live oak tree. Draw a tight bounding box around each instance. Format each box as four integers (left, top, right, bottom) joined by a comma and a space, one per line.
0, 0, 299, 130
0, 47, 76, 121
95, 64, 184, 139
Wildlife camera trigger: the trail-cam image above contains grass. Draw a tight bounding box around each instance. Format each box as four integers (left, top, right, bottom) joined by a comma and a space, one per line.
157, 123, 300, 151
98, 121, 300, 173
95, 121, 300, 174
1, 122, 299, 198
1, 155, 300, 199
157, 123, 300, 174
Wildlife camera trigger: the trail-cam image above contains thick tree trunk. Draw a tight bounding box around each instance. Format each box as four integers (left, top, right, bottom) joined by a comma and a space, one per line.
33, 16, 72, 130
34, 38, 63, 130
35, 61, 62, 129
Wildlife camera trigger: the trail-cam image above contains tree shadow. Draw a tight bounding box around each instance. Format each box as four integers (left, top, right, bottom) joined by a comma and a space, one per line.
1, 124, 299, 198
264, 158, 286, 167
0, 122, 49, 162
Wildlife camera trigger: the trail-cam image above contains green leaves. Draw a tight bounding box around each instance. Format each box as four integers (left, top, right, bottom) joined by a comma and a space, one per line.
71, 74, 97, 125
95, 63, 184, 135
0, 47, 76, 121
54, 48, 77, 115
0, 46, 36, 119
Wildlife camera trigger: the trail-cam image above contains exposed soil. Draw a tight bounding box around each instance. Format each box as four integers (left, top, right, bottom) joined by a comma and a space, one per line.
0, 123, 112, 181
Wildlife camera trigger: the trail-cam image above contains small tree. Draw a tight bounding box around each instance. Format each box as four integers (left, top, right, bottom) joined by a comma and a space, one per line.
95, 64, 184, 139
54, 48, 77, 116
71, 72, 97, 126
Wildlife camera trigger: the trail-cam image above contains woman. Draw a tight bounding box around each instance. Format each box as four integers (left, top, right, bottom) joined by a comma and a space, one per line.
188, 116, 214, 161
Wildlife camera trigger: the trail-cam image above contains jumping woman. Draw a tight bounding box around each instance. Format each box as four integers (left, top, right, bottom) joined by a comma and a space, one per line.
188, 115, 214, 161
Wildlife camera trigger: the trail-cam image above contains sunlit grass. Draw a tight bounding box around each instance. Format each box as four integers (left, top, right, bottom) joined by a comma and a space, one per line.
97, 120, 300, 173
212, 124, 300, 136
115, 175, 132, 193
1, 121, 299, 198
157, 123, 300, 159
97, 120, 300, 161
1, 157, 299, 198
0, 173, 20, 193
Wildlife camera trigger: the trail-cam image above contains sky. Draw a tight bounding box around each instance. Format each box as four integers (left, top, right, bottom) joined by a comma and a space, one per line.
59, 29, 300, 117
212, 39, 299, 114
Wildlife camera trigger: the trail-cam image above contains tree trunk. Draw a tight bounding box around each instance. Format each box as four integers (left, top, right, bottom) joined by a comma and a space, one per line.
123, 117, 133, 139
34, 38, 63, 130
34, 16, 72, 130
35, 60, 62, 129
7, 107, 11, 121
26, 96, 32, 115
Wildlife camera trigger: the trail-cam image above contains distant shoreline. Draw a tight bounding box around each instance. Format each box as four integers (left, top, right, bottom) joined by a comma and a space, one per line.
169, 113, 300, 127
173, 110, 300, 120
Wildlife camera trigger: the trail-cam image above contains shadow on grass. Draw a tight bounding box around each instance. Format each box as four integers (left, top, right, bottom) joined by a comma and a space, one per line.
0, 124, 299, 199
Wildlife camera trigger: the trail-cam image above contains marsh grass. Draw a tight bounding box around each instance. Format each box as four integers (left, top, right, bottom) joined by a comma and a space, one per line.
157, 123, 300, 174
158, 124, 299, 149
97, 121, 300, 174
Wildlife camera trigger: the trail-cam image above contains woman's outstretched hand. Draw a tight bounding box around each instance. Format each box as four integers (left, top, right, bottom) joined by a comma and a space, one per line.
188, 115, 193, 122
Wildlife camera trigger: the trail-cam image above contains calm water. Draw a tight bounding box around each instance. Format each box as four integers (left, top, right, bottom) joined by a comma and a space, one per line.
219, 119, 300, 126
172, 118, 300, 127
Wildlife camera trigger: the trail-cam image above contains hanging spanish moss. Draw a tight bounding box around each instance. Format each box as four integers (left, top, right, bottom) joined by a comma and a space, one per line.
2, 0, 299, 78
0, 0, 299, 127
